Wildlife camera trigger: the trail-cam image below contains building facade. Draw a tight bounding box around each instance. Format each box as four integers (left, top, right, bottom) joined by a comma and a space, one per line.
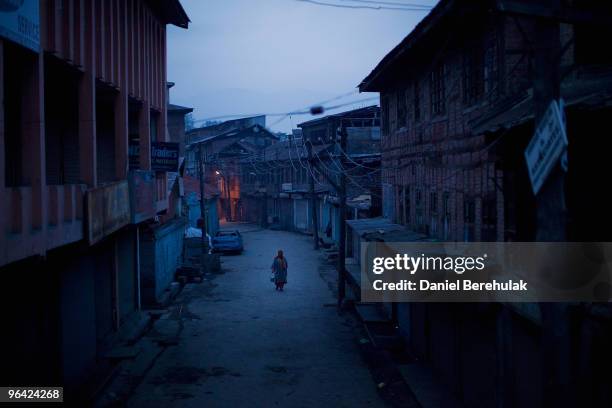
299, 106, 382, 241
185, 119, 277, 224
359, 0, 612, 406
0, 0, 189, 400
238, 106, 382, 242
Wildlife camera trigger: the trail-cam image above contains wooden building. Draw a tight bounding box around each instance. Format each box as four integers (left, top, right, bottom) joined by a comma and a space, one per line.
359, 0, 612, 406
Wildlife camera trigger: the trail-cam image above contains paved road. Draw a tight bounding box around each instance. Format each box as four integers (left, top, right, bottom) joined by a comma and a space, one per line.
128, 225, 385, 408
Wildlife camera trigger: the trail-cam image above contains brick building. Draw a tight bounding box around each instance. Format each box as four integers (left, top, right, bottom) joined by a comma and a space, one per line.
0, 0, 189, 400
359, 0, 612, 406
360, 0, 612, 244
166, 82, 193, 157
185, 119, 277, 223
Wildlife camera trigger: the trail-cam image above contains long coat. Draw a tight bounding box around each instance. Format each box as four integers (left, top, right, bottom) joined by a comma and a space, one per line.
271, 257, 288, 283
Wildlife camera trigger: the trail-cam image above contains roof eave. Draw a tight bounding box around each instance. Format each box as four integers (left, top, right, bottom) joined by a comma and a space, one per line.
359, 0, 471, 92
148, 0, 190, 28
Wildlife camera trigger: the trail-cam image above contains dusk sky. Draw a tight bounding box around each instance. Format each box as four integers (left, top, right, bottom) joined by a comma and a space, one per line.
167, 0, 438, 133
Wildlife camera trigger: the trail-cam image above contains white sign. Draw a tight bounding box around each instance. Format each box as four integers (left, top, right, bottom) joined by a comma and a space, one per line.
0, 0, 39, 52
524, 100, 568, 195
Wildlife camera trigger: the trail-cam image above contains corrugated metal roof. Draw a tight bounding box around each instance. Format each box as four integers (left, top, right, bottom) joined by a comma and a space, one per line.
346, 218, 405, 236
346, 217, 433, 242
298, 106, 380, 128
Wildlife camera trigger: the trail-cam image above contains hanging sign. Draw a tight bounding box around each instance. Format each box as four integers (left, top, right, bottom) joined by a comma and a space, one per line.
524, 100, 568, 195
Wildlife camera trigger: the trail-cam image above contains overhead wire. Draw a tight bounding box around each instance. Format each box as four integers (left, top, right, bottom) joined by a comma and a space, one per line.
295, 0, 433, 11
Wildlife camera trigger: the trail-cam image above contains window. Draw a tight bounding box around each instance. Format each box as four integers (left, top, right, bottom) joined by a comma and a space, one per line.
464, 199, 476, 242
382, 95, 390, 135
482, 195, 498, 241
430, 63, 446, 116
442, 192, 451, 240
397, 89, 407, 127
463, 44, 484, 105
443, 192, 450, 216
404, 186, 411, 225
310, 128, 326, 143
430, 192, 438, 213
413, 82, 421, 122
464, 200, 476, 223
415, 189, 424, 229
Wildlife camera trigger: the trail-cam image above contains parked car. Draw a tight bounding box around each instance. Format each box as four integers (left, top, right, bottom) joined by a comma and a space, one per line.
211, 230, 243, 254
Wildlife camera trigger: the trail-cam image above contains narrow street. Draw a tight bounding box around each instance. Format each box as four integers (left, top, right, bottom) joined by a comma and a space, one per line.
127, 225, 385, 407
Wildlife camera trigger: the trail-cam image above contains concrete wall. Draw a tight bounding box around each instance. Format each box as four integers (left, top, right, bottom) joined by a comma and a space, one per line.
208, 199, 220, 235
185, 192, 219, 235
140, 218, 186, 305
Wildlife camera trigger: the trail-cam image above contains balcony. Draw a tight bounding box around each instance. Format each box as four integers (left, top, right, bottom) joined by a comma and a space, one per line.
1, 184, 87, 267
47, 184, 87, 249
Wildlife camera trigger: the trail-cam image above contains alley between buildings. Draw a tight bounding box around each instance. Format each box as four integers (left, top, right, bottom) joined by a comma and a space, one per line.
125, 225, 385, 408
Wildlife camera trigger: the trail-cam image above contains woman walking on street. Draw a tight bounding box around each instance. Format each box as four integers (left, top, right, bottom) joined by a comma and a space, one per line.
271, 250, 288, 291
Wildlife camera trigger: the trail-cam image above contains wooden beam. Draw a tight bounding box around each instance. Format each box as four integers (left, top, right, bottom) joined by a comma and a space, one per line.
79, 0, 97, 187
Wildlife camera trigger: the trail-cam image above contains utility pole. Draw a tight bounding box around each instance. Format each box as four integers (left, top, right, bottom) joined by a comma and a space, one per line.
197, 145, 209, 260
534, 0, 565, 242
305, 123, 347, 308
261, 190, 268, 228
307, 141, 320, 250
337, 122, 347, 308
531, 1, 571, 407
224, 175, 232, 222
